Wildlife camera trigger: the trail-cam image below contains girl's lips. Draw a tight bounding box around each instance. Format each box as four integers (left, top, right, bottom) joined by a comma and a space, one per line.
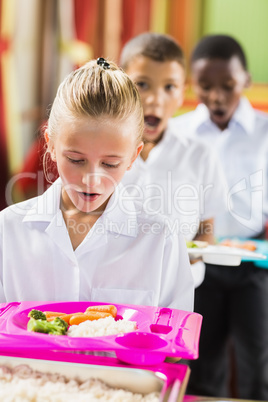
79, 192, 101, 202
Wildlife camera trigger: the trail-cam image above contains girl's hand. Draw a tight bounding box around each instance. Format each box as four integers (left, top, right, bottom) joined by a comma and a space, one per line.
164, 356, 182, 363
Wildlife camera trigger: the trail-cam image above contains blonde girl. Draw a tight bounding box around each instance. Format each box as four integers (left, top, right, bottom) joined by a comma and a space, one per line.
0, 59, 194, 310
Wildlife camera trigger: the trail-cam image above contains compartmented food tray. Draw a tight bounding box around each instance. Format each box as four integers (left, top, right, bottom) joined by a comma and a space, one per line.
0, 352, 190, 401
187, 244, 266, 266
0, 301, 202, 365
238, 239, 268, 269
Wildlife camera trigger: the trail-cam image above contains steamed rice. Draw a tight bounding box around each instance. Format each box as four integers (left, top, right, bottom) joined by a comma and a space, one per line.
0, 365, 159, 401
67, 316, 137, 338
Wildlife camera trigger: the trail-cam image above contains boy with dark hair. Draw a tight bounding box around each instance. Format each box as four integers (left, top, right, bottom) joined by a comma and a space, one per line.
172, 34, 268, 400
120, 31, 185, 68
120, 32, 227, 288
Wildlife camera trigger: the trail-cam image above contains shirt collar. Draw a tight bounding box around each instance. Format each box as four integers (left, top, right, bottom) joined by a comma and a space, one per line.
230, 97, 255, 134
23, 179, 138, 238
22, 178, 62, 223
101, 182, 138, 237
191, 97, 255, 135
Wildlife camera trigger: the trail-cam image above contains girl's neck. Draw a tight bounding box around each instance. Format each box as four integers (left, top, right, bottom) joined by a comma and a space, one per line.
60, 190, 109, 250
61, 208, 102, 250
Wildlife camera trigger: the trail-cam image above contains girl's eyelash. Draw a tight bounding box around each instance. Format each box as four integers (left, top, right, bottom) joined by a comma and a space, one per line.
67, 157, 84, 164
67, 157, 119, 168
103, 163, 119, 168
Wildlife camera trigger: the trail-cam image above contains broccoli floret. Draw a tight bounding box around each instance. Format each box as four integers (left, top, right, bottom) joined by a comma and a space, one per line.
186, 241, 198, 248
28, 309, 47, 320
53, 316, 68, 332
27, 317, 68, 335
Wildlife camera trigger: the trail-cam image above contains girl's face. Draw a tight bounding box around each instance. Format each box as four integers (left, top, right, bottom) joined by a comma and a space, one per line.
191, 56, 250, 130
46, 116, 143, 215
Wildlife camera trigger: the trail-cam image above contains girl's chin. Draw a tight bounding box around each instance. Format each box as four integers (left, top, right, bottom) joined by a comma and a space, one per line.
62, 198, 103, 215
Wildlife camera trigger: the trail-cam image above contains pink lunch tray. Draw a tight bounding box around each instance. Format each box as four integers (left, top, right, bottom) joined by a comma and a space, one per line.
0, 301, 202, 365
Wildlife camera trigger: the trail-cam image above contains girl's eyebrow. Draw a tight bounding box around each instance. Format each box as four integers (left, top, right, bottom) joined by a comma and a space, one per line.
66, 150, 83, 154
65, 150, 124, 159
101, 155, 128, 160
104, 155, 123, 158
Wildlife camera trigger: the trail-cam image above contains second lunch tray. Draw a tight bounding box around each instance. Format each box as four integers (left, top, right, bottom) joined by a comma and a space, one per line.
0, 351, 191, 402
0, 301, 202, 365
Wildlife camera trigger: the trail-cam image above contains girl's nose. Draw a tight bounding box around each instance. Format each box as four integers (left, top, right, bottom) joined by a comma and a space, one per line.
82, 172, 101, 187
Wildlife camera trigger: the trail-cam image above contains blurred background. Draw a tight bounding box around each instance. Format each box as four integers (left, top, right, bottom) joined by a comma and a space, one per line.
0, 0, 268, 206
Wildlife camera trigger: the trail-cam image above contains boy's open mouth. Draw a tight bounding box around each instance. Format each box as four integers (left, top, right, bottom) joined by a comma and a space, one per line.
144, 115, 161, 129
211, 109, 225, 117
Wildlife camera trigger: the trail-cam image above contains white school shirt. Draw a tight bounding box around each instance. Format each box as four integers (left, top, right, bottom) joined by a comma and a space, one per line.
0, 178, 194, 311
121, 123, 227, 287
171, 97, 268, 238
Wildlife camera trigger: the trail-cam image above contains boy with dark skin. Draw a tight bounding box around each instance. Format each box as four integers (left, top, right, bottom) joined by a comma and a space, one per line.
173, 34, 268, 401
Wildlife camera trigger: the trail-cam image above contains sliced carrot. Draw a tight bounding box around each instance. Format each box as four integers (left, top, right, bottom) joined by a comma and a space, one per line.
46, 313, 83, 324
69, 311, 112, 326
219, 239, 257, 251
240, 241, 257, 251
85, 304, 117, 318
44, 311, 65, 319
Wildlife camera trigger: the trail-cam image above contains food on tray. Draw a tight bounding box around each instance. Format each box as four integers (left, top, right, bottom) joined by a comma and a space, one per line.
69, 311, 113, 325
186, 241, 198, 248
28, 309, 47, 321
186, 240, 209, 248
43, 304, 118, 324
27, 315, 68, 336
85, 304, 118, 318
0, 364, 159, 401
46, 312, 83, 323
219, 238, 257, 251
27, 305, 137, 338
67, 316, 137, 338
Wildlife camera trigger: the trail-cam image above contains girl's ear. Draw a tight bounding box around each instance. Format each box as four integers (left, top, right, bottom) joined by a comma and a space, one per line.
127, 141, 144, 170
44, 129, 56, 161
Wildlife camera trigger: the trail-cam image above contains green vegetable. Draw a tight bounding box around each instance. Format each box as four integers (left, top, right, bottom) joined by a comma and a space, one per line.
28, 309, 47, 321
186, 241, 198, 248
27, 316, 68, 335
53, 316, 68, 332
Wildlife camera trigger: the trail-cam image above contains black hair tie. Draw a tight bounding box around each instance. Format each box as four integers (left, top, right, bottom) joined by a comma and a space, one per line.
97, 57, 110, 70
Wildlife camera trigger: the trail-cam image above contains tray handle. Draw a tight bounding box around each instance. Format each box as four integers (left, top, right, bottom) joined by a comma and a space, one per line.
0, 302, 20, 319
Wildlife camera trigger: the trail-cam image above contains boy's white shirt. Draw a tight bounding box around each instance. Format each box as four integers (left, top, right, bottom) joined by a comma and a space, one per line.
171, 97, 268, 238
0, 178, 194, 311
122, 123, 227, 287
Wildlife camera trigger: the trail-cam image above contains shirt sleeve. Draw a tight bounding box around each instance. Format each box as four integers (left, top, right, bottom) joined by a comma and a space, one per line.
159, 230, 194, 312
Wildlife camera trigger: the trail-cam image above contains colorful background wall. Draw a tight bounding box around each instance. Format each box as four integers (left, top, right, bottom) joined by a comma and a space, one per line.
0, 0, 268, 205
